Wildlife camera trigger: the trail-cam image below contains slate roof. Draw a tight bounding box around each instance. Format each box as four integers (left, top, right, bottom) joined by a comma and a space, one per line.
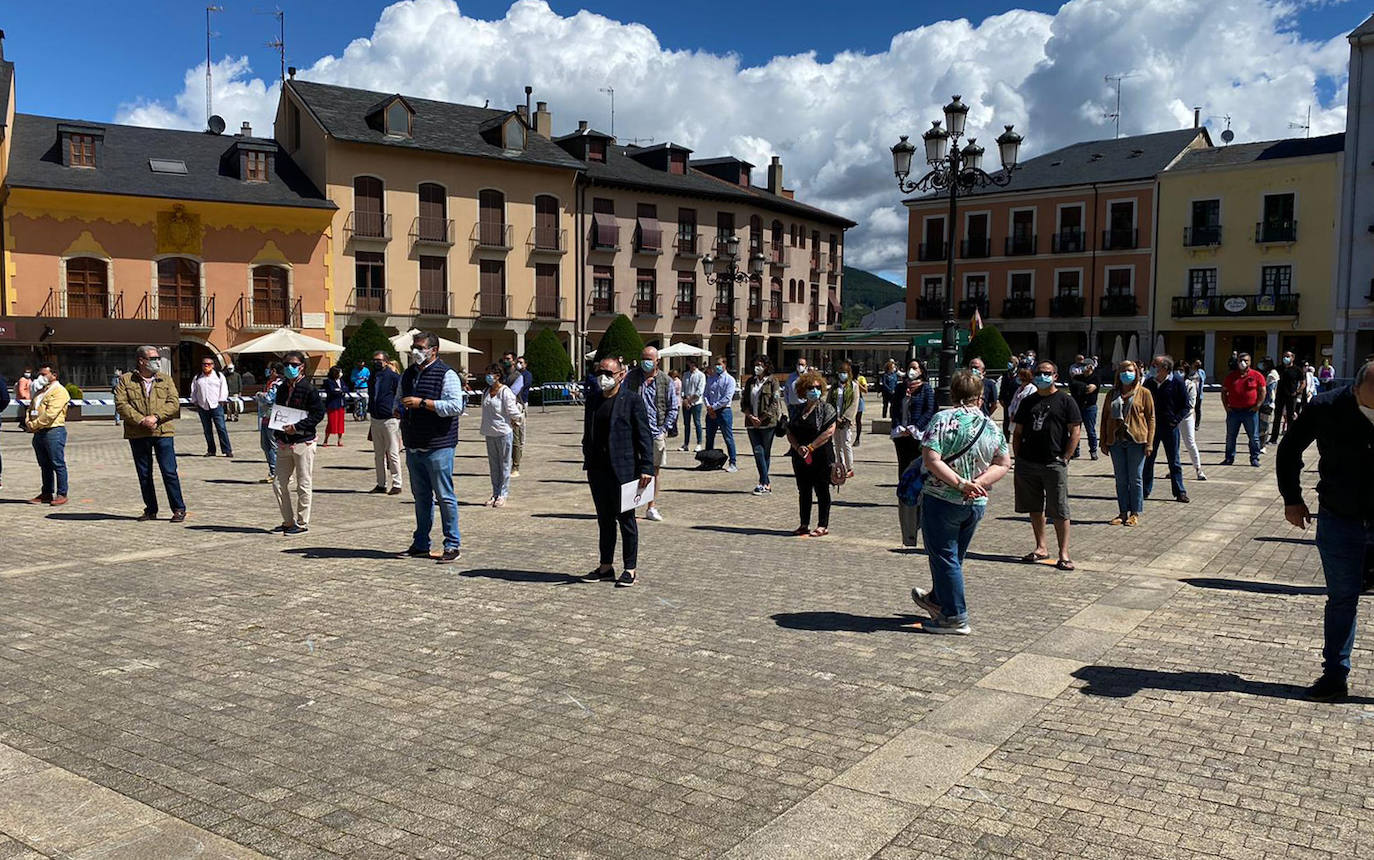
910, 127, 1209, 202
1168, 132, 1344, 171
6, 113, 334, 209
287, 79, 583, 172
0, 57, 13, 134
583, 143, 855, 228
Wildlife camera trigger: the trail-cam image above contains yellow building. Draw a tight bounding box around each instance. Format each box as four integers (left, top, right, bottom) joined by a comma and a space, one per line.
1154, 133, 1343, 376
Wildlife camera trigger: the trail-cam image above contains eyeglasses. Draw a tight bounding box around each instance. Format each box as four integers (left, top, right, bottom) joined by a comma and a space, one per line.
594, 370, 616, 379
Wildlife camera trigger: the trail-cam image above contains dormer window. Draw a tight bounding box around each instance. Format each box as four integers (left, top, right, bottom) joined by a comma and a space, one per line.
739, 167, 751, 187
70, 134, 96, 167
589, 138, 606, 163
58, 123, 105, 169
245, 151, 268, 182
503, 116, 526, 151
385, 100, 412, 138
669, 151, 686, 174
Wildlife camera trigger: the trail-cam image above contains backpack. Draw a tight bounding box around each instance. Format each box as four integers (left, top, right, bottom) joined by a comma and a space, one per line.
694, 449, 728, 471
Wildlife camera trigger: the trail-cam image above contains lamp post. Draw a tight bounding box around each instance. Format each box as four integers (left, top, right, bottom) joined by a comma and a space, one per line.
892, 95, 1023, 405
701, 233, 765, 371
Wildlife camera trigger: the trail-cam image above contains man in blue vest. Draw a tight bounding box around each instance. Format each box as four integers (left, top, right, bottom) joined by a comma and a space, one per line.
397, 331, 466, 564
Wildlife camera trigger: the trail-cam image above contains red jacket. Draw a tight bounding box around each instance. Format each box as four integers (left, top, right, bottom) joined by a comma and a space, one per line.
1221, 368, 1266, 410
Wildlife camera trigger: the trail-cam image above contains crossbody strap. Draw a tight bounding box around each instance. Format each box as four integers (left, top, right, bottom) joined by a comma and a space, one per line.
944, 414, 990, 467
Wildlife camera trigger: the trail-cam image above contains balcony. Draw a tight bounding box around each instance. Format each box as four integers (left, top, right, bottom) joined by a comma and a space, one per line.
673, 234, 700, 257
590, 293, 617, 315
415, 290, 453, 317
409, 216, 454, 247
1100, 294, 1139, 316
1005, 234, 1037, 256
527, 227, 567, 256
769, 243, 785, 265
633, 226, 663, 255
769, 296, 783, 322
960, 238, 991, 259
1102, 228, 1139, 251
1001, 296, 1036, 318
1256, 220, 1297, 244
676, 296, 700, 319
589, 221, 620, 252
346, 288, 389, 315
917, 241, 947, 262
533, 294, 565, 320
1051, 229, 1085, 254
748, 300, 766, 322
176, 295, 215, 330
714, 299, 735, 321
1171, 292, 1300, 318
828, 254, 840, 274
959, 297, 990, 318
233, 295, 301, 329
715, 235, 737, 258
1049, 295, 1084, 317
476, 290, 510, 319
810, 253, 823, 271
1183, 225, 1222, 247
635, 294, 661, 317
472, 222, 514, 251
915, 296, 944, 320
345, 211, 391, 243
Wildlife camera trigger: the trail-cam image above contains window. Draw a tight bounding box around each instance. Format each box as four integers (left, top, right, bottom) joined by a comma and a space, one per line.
1056, 270, 1081, 296
504, 118, 526, 151
1009, 272, 1032, 298
245, 150, 269, 183
592, 198, 617, 250
592, 265, 614, 312
149, 159, 187, 175
677, 208, 696, 245
535, 263, 560, 318
717, 212, 736, 249
1105, 201, 1136, 249
677, 271, 697, 315
1260, 193, 1296, 242
965, 212, 989, 257
418, 183, 448, 243
478, 189, 506, 246
1106, 267, 1133, 296
1011, 209, 1034, 239
1261, 264, 1292, 295
252, 265, 290, 326
69, 134, 96, 168
534, 195, 559, 250
588, 138, 606, 163
157, 257, 201, 324
636, 203, 661, 252
921, 217, 945, 260
1189, 199, 1221, 245
922, 276, 943, 300
1187, 268, 1217, 298
1057, 205, 1083, 233
669, 151, 686, 175
385, 100, 412, 137
353, 176, 385, 238
636, 268, 657, 314
65, 257, 109, 319
965, 274, 988, 298
479, 260, 505, 317
355, 251, 385, 311
749, 215, 763, 254
418, 257, 447, 314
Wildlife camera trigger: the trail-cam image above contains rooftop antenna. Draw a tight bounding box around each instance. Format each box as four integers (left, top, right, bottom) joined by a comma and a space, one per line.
1103, 72, 1140, 138
625, 136, 656, 145
256, 7, 286, 83
1207, 113, 1235, 145
206, 5, 223, 126
1288, 105, 1311, 138
598, 86, 615, 139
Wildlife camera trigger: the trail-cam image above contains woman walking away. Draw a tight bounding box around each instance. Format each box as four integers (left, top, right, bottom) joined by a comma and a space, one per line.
829, 360, 859, 478
581, 357, 654, 587
909, 370, 1011, 635
785, 370, 838, 537
480, 363, 522, 507
741, 355, 786, 495
322, 366, 346, 447
880, 359, 899, 418
890, 358, 936, 480
1100, 360, 1156, 527
1180, 362, 1207, 481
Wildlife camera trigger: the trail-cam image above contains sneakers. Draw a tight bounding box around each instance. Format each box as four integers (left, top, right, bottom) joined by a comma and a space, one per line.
493, 497, 507, 508
1196, 472, 1208, 481
751, 485, 770, 495
437, 548, 462, 564
1124, 513, 1139, 527
261, 474, 275, 484
1090, 451, 1099, 461
923, 616, 971, 635
510, 469, 520, 478
368, 486, 387, 494
645, 507, 663, 522
724, 463, 739, 473
398, 546, 431, 559
169, 510, 187, 523
1305, 674, 1348, 702
1175, 493, 1190, 504
387, 487, 403, 495
283, 524, 309, 535
616, 570, 638, 587
910, 587, 942, 619
693, 444, 703, 452
678, 445, 690, 452
138, 511, 158, 522
582, 566, 617, 582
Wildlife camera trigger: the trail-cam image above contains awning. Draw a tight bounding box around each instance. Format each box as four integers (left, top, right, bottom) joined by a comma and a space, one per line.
228, 328, 344, 355
658, 342, 711, 358
592, 213, 619, 248
636, 217, 662, 251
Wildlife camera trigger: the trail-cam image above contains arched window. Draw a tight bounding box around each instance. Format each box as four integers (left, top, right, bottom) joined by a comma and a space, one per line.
417, 183, 447, 242
353, 176, 385, 238
534, 194, 560, 250
749, 214, 763, 254
65, 257, 109, 319
478, 189, 505, 247
158, 257, 200, 324
252, 265, 290, 327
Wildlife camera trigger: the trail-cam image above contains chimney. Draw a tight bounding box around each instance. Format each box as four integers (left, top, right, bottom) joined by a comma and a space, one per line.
0, 29, 6, 61
524, 85, 532, 124
578, 120, 589, 133
240, 121, 252, 137
515, 104, 529, 124
288, 66, 297, 80
1193, 107, 1201, 129
767, 156, 784, 195
534, 101, 552, 139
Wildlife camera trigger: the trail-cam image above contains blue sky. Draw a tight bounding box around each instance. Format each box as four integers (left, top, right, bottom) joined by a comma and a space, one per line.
3, 0, 1356, 123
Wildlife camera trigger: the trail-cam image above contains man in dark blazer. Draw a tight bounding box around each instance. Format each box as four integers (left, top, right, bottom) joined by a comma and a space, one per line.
581, 357, 654, 587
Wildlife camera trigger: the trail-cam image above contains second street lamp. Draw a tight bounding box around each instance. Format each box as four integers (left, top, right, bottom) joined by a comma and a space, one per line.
893, 95, 1023, 405
702, 235, 765, 371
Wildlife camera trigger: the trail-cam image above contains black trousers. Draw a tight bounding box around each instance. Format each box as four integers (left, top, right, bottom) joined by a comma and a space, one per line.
1270, 395, 1297, 443
893, 435, 922, 482
588, 467, 638, 569
792, 455, 832, 529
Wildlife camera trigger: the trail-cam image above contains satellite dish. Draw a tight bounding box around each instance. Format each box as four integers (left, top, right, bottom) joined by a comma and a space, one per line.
1221, 128, 1234, 144
207, 115, 226, 135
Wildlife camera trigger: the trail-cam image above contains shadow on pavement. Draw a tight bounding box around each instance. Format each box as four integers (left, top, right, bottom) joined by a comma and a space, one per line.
885, 547, 1022, 564
1073, 666, 1374, 704
461, 568, 583, 585
321, 465, 371, 471
188, 524, 272, 534
691, 525, 798, 537
771, 611, 923, 634
671, 487, 746, 495
1253, 535, 1315, 546
203, 478, 263, 486
46, 511, 140, 521
282, 547, 403, 560
529, 512, 597, 520
1182, 577, 1325, 596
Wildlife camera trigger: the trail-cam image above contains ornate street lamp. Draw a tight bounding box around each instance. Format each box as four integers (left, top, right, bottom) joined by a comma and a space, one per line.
893, 95, 1023, 405
701, 233, 765, 370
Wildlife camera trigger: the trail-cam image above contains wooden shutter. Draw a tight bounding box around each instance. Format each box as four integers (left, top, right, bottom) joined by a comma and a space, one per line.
66, 258, 109, 318
158, 258, 200, 324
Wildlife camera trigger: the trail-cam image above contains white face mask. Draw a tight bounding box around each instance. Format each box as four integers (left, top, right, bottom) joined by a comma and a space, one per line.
411, 347, 429, 364
32, 376, 48, 392
753, 365, 764, 376
907, 369, 920, 380
596, 374, 617, 393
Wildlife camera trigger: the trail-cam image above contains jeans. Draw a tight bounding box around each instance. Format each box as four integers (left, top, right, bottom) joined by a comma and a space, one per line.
1144, 423, 1185, 499
1224, 409, 1262, 464
681, 403, 704, 447
1108, 441, 1146, 516
706, 406, 737, 465
197, 405, 232, 455
407, 447, 460, 551
274, 441, 315, 526
1314, 510, 1374, 678
32, 427, 68, 498
746, 426, 775, 485
588, 466, 637, 569
920, 494, 986, 625
354, 391, 369, 420
129, 437, 185, 514
485, 432, 513, 499
370, 417, 402, 489
1075, 404, 1099, 455
259, 423, 277, 476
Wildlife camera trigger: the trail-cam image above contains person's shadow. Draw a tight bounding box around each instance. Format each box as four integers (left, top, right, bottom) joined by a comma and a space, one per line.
461, 568, 583, 585
771, 611, 924, 634
1073, 665, 1374, 704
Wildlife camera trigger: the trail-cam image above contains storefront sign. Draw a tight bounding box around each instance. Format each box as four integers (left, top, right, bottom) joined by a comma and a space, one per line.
1222, 297, 1249, 313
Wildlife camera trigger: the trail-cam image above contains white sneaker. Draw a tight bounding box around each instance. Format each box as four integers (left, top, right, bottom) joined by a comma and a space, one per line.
724, 463, 738, 473
645, 507, 663, 522
923, 617, 971, 635
510, 469, 520, 478
1196, 472, 1207, 481
694, 444, 703, 452
752, 485, 766, 495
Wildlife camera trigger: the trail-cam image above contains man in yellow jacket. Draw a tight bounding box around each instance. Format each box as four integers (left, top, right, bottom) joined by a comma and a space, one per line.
25, 360, 70, 506
114, 346, 187, 522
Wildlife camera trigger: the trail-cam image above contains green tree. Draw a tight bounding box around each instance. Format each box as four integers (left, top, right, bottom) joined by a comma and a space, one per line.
525, 327, 573, 386
595, 314, 644, 363
964, 324, 1011, 372
336, 318, 399, 375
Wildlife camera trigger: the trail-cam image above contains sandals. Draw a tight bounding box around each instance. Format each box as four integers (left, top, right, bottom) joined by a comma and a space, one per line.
809, 527, 829, 537
793, 526, 811, 536
1055, 559, 1076, 571
1020, 551, 1050, 563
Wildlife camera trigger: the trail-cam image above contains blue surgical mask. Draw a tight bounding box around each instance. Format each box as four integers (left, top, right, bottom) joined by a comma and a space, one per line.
715, 365, 725, 375
1119, 371, 1136, 385
838, 372, 849, 382
1034, 373, 1054, 389
641, 360, 654, 373
284, 364, 301, 380
484, 374, 497, 386
806, 388, 822, 401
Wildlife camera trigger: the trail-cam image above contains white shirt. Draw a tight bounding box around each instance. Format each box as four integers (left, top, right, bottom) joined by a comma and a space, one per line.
749, 379, 764, 416
479, 385, 522, 436
1008, 382, 1036, 421
189, 371, 228, 410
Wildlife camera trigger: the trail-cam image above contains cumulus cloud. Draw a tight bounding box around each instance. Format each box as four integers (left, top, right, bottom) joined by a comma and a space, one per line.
116, 0, 1352, 281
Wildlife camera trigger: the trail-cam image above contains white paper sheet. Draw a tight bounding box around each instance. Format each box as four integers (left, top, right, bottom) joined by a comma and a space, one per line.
620, 477, 655, 513
267, 404, 308, 431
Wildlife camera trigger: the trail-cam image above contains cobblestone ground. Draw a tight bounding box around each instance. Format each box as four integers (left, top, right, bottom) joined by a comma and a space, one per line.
0, 398, 1365, 859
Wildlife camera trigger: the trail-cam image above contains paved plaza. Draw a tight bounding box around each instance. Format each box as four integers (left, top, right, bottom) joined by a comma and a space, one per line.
0, 399, 1368, 859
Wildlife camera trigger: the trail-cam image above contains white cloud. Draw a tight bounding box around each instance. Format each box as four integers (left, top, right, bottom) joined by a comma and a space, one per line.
116, 0, 1353, 281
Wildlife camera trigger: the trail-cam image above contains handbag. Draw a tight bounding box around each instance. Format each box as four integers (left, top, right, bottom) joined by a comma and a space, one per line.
895, 415, 989, 503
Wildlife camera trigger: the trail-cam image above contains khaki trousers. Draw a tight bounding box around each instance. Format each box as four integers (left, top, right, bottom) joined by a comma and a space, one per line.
512, 403, 527, 469
370, 417, 403, 489
274, 440, 315, 525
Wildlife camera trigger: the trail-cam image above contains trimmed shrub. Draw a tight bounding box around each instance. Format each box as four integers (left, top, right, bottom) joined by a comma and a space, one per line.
336, 318, 399, 375
525, 327, 573, 386
64, 383, 84, 400
965, 324, 1011, 372
595, 314, 644, 364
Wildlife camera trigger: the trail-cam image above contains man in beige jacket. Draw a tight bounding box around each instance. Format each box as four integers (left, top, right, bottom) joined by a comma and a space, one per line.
25, 361, 70, 506
114, 346, 187, 522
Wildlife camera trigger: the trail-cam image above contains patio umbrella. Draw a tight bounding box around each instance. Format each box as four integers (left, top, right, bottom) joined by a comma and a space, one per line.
1110, 336, 1124, 367
658, 342, 711, 358
390, 329, 479, 356
1126, 334, 1139, 364
1154, 334, 1166, 358
228, 328, 344, 354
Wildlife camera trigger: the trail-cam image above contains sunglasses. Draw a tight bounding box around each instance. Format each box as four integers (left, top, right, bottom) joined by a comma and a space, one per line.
594, 370, 616, 379
806, 385, 822, 392
286, 362, 304, 368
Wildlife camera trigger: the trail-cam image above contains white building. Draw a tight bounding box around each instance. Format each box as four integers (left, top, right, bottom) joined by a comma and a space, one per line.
1335, 14, 1374, 372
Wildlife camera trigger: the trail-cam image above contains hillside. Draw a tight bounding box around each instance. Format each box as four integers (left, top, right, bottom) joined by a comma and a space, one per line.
840, 266, 904, 328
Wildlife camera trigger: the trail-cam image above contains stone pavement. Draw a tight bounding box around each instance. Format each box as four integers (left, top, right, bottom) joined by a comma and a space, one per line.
0, 398, 1366, 859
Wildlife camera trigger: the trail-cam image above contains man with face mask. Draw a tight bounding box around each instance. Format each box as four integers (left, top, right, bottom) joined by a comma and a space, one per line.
367, 350, 403, 495
625, 346, 679, 520
678, 358, 707, 452
271, 350, 326, 535
785, 357, 809, 423
703, 355, 739, 472
1271, 350, 1303, 443
1012, 360, 1081, 569
500, 352, 529, 477
1142, 355, 1190, 503
1277, 357, 1374, 701
114, 346, 187, 522
581, 357, 653, 586
398, 332, 466, 563
1220, 352, 1265, 467
25, 361, 70, 506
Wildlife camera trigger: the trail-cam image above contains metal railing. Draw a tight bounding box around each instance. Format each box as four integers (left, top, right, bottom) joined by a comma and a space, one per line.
1005, 234, 1036, 255
635, 294, 660, 316
676, 296, 700, 318
1171, 292, 1300, 318
590, 293, 617, 315
158, 294, 213, 328
346, 288, 389, 315
915, 296, 944, 320
1099, 294, 1139, 316
1051, 229, 1085, 253
958, 297, 989, 318
960, 238, 991, 258
1001, 296, 1035, 318
1049, 295, 1084, 317
673, 234, 700, 256
1255, 220, 1297, 244
769, 296, 783, 321
1102, 228, 1138, 250
769, 243, 785, 264
533, 294, 564, 319
1183, 225, 1221, 247
473, 222, 514, 250
917, 241, 946, 262
633, 225, 663, 254
410, 216, 454, 246
528, 227, 566, 254
345, 211, 391, 241
415, 290, 453, 316
477, 290, 510, 319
